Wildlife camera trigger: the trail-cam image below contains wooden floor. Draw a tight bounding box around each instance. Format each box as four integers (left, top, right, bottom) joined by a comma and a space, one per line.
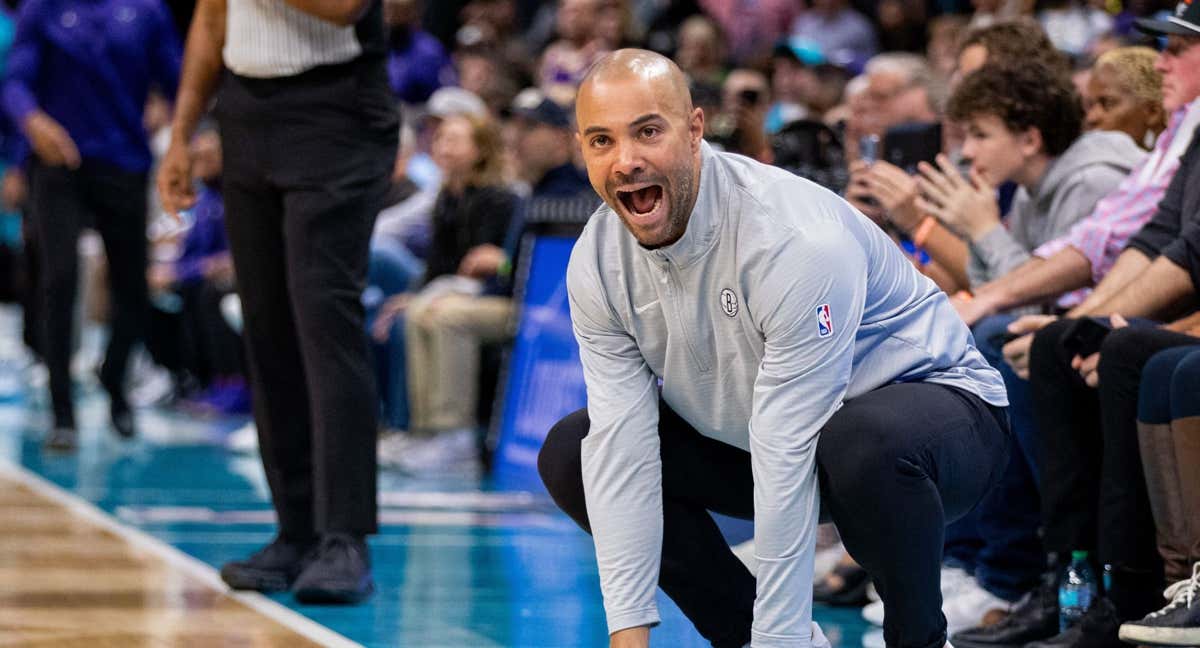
0, 473, 325, 648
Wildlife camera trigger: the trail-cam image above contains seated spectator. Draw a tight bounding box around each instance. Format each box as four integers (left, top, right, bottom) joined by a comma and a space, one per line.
843, 53, 944, 164
918, 63, 1142, 295
789, 0, 879, 68
954, 19, 1071, 85
393, 91, 591, 473
708, 68, 772, 161
1082, 47, 1166, 149
674, 14, 727, 91
371, 113, 516, 467
1038, 0, 1113, 59
538, 0, 609, 106
145, 127, 245, 415
1119, 340, 1200, 645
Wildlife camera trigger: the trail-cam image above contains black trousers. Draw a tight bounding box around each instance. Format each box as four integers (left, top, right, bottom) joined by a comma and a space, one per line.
29, 161, 148, 429
539, 382, 1010, 648
1030, 320, 1197, 572
215, 58, 398, 537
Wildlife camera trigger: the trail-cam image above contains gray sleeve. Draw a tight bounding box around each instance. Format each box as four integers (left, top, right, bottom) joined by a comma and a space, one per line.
969, 220, 1033, 286
566, 245, 664, 635
747, 191, 866, 647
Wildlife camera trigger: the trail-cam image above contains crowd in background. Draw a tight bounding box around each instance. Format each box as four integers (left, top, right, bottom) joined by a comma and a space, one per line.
1, 0, 1200, 645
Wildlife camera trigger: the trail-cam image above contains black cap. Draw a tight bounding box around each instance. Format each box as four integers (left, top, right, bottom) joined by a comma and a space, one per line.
511, 89, 571, 129
1135, 0, 1200, 37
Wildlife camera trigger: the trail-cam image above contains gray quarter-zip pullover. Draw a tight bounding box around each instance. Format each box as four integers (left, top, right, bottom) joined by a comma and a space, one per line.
567, 141, 1008, 647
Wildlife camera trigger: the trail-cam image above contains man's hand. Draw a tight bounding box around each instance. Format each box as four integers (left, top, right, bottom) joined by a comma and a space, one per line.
1071, 314, 1128, 388
610, 626, 650, 648
147, 264, 175, 293
862, 160, 923, 232
915, 154, 999, 241
24, 111, 80, 169
1002, 314, 1059, 380
371, 293, 412, 343
458, 243, 507, 279
846, 161, 886, 224
157, 141, 196, 218
2, 167, 27, 211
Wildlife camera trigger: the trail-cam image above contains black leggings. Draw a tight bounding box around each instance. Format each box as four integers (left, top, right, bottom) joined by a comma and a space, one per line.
538, 382, 1010, 648
29, 161, 148, 429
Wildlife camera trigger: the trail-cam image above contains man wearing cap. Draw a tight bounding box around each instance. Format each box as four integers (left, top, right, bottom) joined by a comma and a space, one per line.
394, 89, 592, 472
538, 49, 1010, 648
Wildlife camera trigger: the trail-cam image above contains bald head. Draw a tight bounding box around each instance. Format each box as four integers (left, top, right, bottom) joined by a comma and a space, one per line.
578, 49, 694, 122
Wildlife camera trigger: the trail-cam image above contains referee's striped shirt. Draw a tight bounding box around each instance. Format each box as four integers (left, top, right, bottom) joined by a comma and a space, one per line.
223, 0, 385, 79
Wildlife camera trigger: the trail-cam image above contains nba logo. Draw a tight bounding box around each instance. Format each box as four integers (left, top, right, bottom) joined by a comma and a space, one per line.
816, 304, 833, 338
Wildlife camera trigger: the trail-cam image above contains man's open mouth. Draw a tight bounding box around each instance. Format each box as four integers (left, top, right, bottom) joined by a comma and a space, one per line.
617, 184, 664, 219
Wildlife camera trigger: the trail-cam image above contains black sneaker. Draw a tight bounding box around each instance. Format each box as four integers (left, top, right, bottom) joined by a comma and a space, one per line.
220, 536, 316, 592
292, 533, 374, 605
98, 366, 136, 439
44, 426, 77, 452
951, 572, 1058, 647
1025, 598, 1125, 648
1119, 563, 1200, 646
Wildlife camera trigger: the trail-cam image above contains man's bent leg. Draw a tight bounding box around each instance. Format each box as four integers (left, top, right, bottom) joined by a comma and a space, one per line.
817, 382, 1009, 648
538, 403, 756, 648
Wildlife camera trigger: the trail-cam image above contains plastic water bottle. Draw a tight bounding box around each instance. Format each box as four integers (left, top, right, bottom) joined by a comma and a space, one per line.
1059, 550, 1098, 632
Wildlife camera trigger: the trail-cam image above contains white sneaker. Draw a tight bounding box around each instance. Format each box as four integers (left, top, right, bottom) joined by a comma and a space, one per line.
226, 421, 258, 453
388, 428, 480, 475
942, 578, 1012, 635
862, 566, 975, 627
377, 429, 417, 467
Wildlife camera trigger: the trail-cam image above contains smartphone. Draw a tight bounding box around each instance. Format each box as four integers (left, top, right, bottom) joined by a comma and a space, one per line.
1062, 317, 1113, 357
859, 134, 880, 164
987, 330, 1021, 349
883, 122, 942, 173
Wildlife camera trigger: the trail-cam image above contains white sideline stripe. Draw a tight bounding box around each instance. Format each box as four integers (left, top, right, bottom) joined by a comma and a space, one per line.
0, 459, 361, 648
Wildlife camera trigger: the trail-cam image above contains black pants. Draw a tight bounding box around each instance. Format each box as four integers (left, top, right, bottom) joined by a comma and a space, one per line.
29, 161, 148, 429
1029, 319, 1198, 571
538, 382, 1010, 648
215, 59, 398, 538
146, 279, 241, 386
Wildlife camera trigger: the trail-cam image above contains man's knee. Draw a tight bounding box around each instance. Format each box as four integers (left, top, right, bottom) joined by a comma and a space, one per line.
538, 408, 590, 501
1097, 325, 1154, 380
1029, 317, 1076, 373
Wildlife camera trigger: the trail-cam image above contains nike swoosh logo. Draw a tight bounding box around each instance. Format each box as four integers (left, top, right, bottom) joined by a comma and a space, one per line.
633, 300, 660, 315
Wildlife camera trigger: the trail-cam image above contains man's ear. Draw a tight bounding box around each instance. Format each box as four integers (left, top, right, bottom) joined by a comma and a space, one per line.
690, 107, 705, 149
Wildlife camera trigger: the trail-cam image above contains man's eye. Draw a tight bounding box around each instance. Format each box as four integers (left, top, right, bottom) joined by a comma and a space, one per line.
641, 127, 660, 138
591, 135, 610, 147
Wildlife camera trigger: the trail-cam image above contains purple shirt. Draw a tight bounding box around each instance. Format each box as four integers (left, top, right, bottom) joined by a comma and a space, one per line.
2, 0, 181, 172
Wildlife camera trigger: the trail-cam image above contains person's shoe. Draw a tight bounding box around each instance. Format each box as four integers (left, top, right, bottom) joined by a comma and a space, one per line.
814, 563, 872, 607
863, 565, 974, 627
98, 366, 135, 439
951, 572, 1058, 647
44, 426, 77, 451
220, 535, 316, 592
1119, 562, 1200, 646
388, 428, 480, 476
943, 579, 1014, 636
1025, 597, 1124, 648
292, 533, 374, 605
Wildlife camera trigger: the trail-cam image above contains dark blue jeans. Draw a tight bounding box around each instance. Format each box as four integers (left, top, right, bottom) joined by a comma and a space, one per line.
943, 315, 1044, 601
1139, 345, 1200, 423
365, 237, 424, 429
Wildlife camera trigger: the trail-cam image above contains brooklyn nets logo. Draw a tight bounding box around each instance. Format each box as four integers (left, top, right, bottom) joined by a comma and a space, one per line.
720, 289, 738, 317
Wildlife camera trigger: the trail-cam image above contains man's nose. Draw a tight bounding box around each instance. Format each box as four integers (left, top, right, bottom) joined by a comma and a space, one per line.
613, 142, 644, 178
